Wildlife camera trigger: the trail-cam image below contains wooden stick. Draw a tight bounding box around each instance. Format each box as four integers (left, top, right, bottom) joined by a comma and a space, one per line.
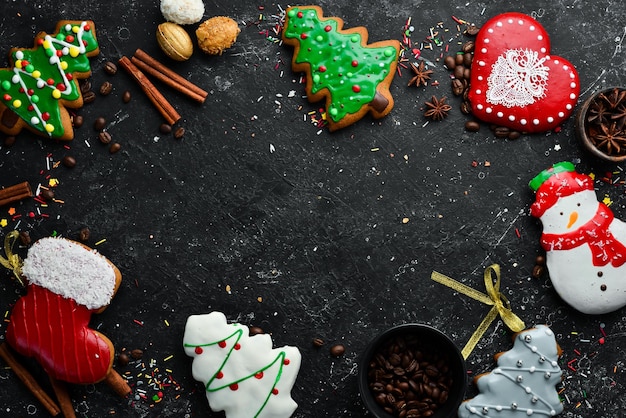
0, 181, 32, 207
48, 376, 76, 418
0, 343, 61, 416
132, 49, 208, 103
118, 56, 181, 125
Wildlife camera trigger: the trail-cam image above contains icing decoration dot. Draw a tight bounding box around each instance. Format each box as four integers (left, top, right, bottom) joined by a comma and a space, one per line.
195, 346, 203, 354
351, 60, 358, 67
42, 112, 50, 121
272, 388, 279, 395
319, 65, 327, 73
45, 123, 54, 133
1, 80, 10, 90
234, 343, 241, 350
12, 99, 21, 108
229, 383, 238, 391
284, 359, 290, 365
52, 89, 61, 99
352, 85, 361, 93
3, 94, 11, 101
31, 116, 39, 125
324, 25, 332, 32
300, 33, 307, 40
218, 340, 227, 348
255, 372, 264, 379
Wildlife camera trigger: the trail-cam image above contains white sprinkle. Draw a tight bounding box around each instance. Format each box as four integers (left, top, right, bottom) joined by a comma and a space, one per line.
269, 144, 276, 153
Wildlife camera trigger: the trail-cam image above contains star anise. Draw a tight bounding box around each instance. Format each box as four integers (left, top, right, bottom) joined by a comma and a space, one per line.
407, 61, 433, 87
592, 122, 626, 155
587, 99, 609, 125
600, 87, 626, 110
424, 95, 452, 121
611, 104, 626, 130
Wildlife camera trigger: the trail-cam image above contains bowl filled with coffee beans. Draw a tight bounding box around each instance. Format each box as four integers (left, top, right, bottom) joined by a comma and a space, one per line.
575, 87, 626, 162
358, 324, 466, 418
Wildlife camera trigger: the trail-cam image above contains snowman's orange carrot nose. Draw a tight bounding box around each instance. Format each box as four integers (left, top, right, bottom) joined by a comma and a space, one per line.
567, 211, 578, 229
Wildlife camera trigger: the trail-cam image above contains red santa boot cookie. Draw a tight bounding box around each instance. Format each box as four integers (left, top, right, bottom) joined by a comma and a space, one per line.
530, 162, 626, 314
469, 12, 579, 133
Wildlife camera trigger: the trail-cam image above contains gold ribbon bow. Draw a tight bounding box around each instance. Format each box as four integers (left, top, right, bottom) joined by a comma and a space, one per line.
431, 264, 525, 359
0, 230, 25, 287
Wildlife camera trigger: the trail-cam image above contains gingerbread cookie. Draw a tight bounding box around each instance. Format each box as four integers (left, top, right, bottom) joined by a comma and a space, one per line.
282, 5, 400, 132
469, 12, 579, 133
530, 162, 626, 314
184, 312, 301, 418
458, 325, 563, 417
6, 237, 129, 394
0, 21, 99, 140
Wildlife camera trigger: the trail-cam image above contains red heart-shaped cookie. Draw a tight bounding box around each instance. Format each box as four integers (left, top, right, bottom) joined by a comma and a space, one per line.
468, 12, 579, 133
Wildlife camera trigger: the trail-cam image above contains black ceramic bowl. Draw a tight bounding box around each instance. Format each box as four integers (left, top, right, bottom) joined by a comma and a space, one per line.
358, 324, 466, 418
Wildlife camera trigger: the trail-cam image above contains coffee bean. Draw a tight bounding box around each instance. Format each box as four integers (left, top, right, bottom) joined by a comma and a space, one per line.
508, 131, 521, 140
443, 55, 456, 69
103, 61, 118, 75
463, 67, 471, 80
451, 79, 464, 96
83, 90, 96, 104
465, 120, 480, 132
465, 24, 480, 36
4, 136, 15, 147
117, 352, 130, 366
463, 52, 473, 67
109, 142, 121, 154
174, 126, 185, 139
94, 117, 106, 131
99, 81, 113, 96
72, 115, 84, 128
453, 65, 465, 80
160, 123, 172, 134
460, 101, 472, 114
493, 126, 511, 138
40, 189, 55, 201
18, 230, 31, 246
78, 227, 90, 242
98, 131, 112, 144
536, 255, 546, 266
80, 80, 92, 94
312, 338, 325, 347
122, 90, 132, 103
130, 349, 144, 359
249, 326, 264, 335
462, 41, 475, 53
330, 344, 345, 357
454, 53, 464, 65
62, 155, 76, 168
532, 264, 544, 279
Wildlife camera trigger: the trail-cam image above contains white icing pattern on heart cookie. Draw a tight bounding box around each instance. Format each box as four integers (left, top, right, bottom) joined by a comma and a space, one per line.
183, 312, 301, 418
458, 325, 563, 417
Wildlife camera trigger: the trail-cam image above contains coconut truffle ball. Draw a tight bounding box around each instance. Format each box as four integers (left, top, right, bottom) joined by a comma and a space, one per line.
160, 0, 205, 25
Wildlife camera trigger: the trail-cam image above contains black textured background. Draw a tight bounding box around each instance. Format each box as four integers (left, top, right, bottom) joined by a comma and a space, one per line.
1, 0, 626, 417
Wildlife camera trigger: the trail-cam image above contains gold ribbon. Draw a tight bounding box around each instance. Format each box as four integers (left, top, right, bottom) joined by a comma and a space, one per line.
0, 231, 25, 287
431, 264, 525, 359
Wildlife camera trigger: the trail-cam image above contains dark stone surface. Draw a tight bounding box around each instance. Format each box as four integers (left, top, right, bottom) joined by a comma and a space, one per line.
0, 0, 625, 417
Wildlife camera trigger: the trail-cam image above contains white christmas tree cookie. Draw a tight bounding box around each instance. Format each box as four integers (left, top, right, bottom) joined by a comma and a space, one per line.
458, 325, 563, 418
183, 312, 301, 418
530, 161, 626, 314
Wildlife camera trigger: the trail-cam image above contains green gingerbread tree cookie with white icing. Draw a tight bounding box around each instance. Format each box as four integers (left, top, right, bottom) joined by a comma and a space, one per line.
282, 5, 399, 131
458, 325, 563, 418
0, 21, 99, 140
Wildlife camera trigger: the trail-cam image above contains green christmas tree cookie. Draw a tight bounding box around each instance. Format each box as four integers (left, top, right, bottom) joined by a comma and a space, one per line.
282, 6, 400, 131
0, 21, 99, 140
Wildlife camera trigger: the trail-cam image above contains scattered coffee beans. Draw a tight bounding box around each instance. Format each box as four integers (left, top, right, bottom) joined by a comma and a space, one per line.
367, 334, 454, 417
80, 80, 92, 94
62, 155, 76, 168
99, 81, 113, 96
117, 352, 130, 366
83, 90, 96, 104
464, 120, 480, 132
174, 126, 185, 139
249, 326, 264, 335
103, 61, 118, 75
122, 90, 132, 103
160, 123, 172, 134
98, 131, 112, 144
18, 231, 31, 246
94, 117, 106, 131
312, 338, 325, 348
78, 227, 90, 242
109, 142, 122, 154
330, 344, 345, 357
40, 189, 55, 201
72, 115, 84, 128
130, 349, 144, 360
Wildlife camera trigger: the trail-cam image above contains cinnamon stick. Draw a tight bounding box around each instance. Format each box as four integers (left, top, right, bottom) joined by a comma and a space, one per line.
104, 369, 131, 397
48, 376, 76, 418
0, 343, 61, 416
132, 49, 208, 103
118, 56, 181, 125
0, 181, 32, 207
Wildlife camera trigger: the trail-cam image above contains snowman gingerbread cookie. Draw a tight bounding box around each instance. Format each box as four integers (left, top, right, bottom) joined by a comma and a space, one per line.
530, 162, 626, 314
469, 12, 579, 133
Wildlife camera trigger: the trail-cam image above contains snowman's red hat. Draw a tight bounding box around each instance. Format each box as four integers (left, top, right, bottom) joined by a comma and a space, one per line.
529, 162, 594, 218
